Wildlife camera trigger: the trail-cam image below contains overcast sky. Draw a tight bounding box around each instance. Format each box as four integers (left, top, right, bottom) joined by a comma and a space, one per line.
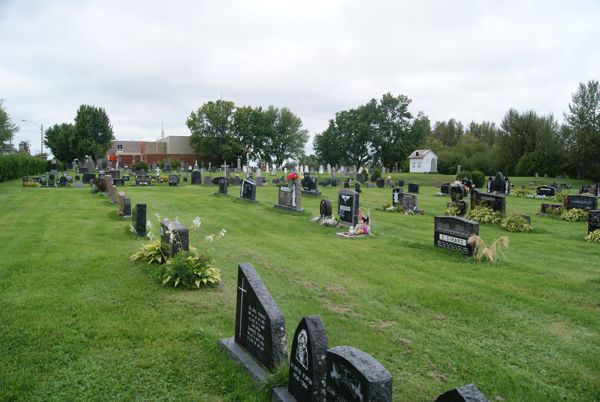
1, 0, 599, 155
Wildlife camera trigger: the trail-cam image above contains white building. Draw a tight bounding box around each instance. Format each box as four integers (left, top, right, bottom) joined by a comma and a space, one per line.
408, 149, 438, 173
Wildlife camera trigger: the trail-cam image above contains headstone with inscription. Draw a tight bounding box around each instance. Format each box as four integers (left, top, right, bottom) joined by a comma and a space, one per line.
160, 219, 189, 256
326, 346, 392, 402
440, 183, 451, 195
301, 174, 321, 196
338, 189, 359, 226
240, 179, 257, 202
536, 186, 556, 197
275, 181, 304, 212
434, 216, 480, 256
282, 315, 329, 402
219, 263, 288, 380
191, 170, 201, 185
168, 174, 179, 186
470, 190, 506, 214
401, 193, 419, 212
564, 195, 597, 211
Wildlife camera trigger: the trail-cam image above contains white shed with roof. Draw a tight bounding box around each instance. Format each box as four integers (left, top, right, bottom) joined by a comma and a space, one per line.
408, 149, 438, 173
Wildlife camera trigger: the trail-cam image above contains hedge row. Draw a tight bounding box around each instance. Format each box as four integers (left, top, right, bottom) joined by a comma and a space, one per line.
0, 155, 50, 182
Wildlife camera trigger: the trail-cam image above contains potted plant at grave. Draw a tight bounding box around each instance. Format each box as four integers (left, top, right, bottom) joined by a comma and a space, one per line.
286, 172, 300, 183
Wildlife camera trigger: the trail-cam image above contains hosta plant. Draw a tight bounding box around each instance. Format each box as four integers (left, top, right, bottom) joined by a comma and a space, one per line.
585, 229, 600, 243
468, 235, 509, 264
501, 213, 534, 232
562, 208, 588, 222
444, 206, 460, 216
467, 206, 502, 224
159, 252, 221, 289
130, 240, 167, 264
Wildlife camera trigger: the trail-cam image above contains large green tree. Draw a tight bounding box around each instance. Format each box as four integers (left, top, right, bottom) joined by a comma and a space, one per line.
45, 123, 77, 164
187, 100, 239, 165
373, 93, 414, 167
0, 100, 19, 153
499, 109, 563, 176
562, 80, 600, 180
73, 105, 114, 162
313, 120, 345, 166
264, 107, 308, 167
431, 118, 464, 147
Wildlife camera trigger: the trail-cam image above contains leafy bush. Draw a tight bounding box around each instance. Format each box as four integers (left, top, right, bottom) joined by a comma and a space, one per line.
458, 170, 485, 188
562, 208, 588, 222
130, 240, 167, 265
372, 168, 382, 180
159, 252, 221, 289
444, 206, 460, 216
512, 188, 535, 198
501, 213, 534, 232
0, 155, 48, 182
22, 181, 41, 187
552, 192, 569, 203
468, 235, 509, 263
467, 206, 502, 224
585, 229, 600, 243
132, 161, 148, 172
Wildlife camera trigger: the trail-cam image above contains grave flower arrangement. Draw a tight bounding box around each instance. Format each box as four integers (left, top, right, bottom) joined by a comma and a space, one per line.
336, 208, 372, 238
130, 214, 224, 289
286, 172, 300, 181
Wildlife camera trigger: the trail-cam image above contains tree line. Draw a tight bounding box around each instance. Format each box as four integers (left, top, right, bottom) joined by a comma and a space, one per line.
313, 80, 600, 180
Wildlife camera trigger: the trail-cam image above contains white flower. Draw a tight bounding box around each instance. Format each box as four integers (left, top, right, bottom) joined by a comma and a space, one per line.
146, 221, 153, 229
147, 232, 154, 241
204, 234, 214, 243
218, 228, 227, 237
174, 216, 180, 224
191, 216, 202, 230
129, 225, 136, 233
154, 213, 161, 221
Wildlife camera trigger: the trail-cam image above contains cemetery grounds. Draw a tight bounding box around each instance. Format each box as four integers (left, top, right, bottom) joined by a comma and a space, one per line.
0, 173, 599, 401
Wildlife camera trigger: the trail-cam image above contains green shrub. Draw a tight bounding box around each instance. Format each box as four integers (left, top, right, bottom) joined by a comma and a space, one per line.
585, 229, 600, 243
159, 252, 221, 289
467, 206, 502, 224
0, 155, 48, 181
512, 188, 535, 198
562, 208, 588, 222
501, 213, 534, 232
552, 192, 569, 203
130, 240, 167, 265
444, 206, 460, 216
132, 161, 148, 172
23, 181, 41, 188
372, 168, 382, 180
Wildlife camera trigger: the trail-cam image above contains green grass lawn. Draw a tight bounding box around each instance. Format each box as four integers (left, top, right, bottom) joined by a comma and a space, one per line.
1, 174, 599, 401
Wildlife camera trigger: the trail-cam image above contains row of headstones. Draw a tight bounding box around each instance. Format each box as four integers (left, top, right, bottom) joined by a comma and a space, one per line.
220, 263, 489, 402
104, 176, 131, 216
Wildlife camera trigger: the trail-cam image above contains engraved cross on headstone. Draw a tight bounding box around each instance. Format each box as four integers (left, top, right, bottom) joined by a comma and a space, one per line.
237, 278, 247, 338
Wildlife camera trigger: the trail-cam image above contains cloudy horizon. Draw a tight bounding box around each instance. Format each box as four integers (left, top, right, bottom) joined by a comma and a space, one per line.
2, 0, 599, 155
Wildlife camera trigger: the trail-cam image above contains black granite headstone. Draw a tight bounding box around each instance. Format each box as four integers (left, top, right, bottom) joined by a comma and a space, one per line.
338, 189, 359, 226
122, 196, 131, 217
408, 183, 419, 193
218, 178, 229, 195
326, 346, 392, 402
191, 170, 201, 185
397, 180, 404, 188
536, 186, 556, 197
440, 183, 451, 195
434, 216, 480, 256
160, 219, 189, 256
470, 190, 506, 214
48, 174, 55, 187
354, 182, 362, 193
376, 178, 385, 188
564, 195, 597, 211
320, 198, 333, 218
240, 179, 257, 201
288, 316, 329, 402
450, 184, 466, 203
168, 174, 179, 186
588, 210, 600, 233
434, 383, 489, 402
233, 263, 287, 370
132, 203, 146, 236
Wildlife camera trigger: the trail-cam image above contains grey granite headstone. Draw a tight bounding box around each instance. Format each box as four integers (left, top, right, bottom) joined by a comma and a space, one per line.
220, 263, 287, 381
132, 204, 146, 236
275, 182, 304, 212
160, 219, 189, 256
203, 176, 213, 185
325, 346, 392, 402
401, 193, 418, 212
433, 384, 489, 402
218, 177, 229, 195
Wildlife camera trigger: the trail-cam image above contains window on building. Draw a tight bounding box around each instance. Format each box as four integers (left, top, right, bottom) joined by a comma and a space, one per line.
117, 144, 123, 151
417, 162, 421, 168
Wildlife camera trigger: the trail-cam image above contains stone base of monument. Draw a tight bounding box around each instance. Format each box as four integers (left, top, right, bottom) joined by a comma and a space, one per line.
218, 337, 268, 384
301, 190, 321, 196
271, 387, 295, 402
274, 204, 305, 213
213, 192, 229, 197
238, 197, 258, 203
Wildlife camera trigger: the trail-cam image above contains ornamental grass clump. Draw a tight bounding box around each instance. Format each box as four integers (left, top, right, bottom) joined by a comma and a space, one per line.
468, 235, 509, 264
585, 229, 600, 243
501, 213, 534, 232
467, 206, 502, 224
562, 208, 588, 222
